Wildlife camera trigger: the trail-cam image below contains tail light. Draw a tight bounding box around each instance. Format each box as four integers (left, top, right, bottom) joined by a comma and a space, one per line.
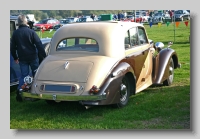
89, 85, 100, 94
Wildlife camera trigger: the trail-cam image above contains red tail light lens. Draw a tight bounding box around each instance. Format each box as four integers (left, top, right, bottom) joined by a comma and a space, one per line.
89, 85, 100, 94
71, 86, 75, 92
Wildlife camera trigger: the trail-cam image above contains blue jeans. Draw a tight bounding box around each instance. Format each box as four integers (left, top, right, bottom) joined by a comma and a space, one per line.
18, 58, 39, 90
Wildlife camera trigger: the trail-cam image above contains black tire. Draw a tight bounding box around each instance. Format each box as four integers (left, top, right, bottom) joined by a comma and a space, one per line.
163, 58, 174, 86
46, 100, 60, 105
116, 76, 130, 108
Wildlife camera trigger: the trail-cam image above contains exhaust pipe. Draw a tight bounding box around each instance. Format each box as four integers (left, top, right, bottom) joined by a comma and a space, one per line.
85, 106, 93, 110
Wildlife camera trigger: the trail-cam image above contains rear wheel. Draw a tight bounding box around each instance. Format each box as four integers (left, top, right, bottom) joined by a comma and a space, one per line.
116, 76, 130, 108
163, 58, 174, 86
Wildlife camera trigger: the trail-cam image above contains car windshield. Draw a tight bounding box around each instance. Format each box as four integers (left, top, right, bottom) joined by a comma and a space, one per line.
78, 18, 87, 22
60, 20, 70, 24
127, 16, 133, 18
154, 13, 162, 16
56, 37, 99, 52
175, 10, 183, 14
38, 19, 48, 24
67, 18, 75, 21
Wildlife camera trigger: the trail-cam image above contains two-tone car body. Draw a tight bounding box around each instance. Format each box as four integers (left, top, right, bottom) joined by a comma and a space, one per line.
21, 21, 181, 108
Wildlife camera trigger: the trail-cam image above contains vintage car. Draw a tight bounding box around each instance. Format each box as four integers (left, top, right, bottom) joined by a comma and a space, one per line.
148, 12, 165, 24
173, 10, 190, 21
10, 15, 51, 86
21, 21, 181, 108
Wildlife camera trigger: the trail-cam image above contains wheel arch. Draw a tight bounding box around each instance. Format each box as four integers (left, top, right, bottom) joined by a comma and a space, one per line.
125, 72, 136, 96
153, 48, 179, 84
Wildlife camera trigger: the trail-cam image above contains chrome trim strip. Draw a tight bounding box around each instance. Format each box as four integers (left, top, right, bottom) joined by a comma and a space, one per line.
22, 92, 107, 101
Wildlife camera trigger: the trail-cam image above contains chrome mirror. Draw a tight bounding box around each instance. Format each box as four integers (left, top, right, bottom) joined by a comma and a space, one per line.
168, 41, 173, 48
168, 41, 173, 45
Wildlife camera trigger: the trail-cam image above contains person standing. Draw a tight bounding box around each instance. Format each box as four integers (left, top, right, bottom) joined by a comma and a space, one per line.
90, 14, 95, 21
10, 14, 47, 102
169, 10, 173, 22
113, 13, 118, 21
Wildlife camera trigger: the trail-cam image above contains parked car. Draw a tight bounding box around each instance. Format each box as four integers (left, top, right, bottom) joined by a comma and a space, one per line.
21, 21, 181, 108
66, 17, 79, 22
33, 18, 60, 31
54, 19, 72, 30
148, 12, 165, 24
76, 17, 94, 22
125, 15, 142, 23
10, 15, 51, 86
141, 12, 149, 22
173, 10, 190, 21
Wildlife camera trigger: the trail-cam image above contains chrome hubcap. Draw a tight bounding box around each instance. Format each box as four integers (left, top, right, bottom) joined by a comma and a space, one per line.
169, 60, 174, 81
120, 84, 127, 102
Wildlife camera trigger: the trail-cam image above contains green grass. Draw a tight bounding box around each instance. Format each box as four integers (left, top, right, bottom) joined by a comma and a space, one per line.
10, 21, 190, 129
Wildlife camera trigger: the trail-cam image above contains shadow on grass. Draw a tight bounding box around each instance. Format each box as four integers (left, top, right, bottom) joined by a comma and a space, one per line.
10, 85, 190, 114
10, 84, 190, 129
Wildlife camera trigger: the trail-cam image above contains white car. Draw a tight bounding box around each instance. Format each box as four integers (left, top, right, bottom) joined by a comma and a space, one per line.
142, 13, 149, 22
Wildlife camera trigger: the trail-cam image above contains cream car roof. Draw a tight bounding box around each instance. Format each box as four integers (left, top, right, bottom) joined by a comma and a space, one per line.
50, 21, 144, 58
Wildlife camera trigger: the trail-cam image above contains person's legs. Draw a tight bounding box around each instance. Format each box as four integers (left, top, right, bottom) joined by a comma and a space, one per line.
16, 60, 30, 102
29, 58, 39, 77
18, 61, 30, 89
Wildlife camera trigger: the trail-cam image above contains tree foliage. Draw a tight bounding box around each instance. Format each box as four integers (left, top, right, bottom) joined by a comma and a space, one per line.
10, 10, 132, 21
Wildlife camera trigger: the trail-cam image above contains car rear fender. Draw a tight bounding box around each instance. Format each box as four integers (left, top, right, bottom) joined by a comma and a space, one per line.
152, 48, 179, 84
96, 62, 136, 105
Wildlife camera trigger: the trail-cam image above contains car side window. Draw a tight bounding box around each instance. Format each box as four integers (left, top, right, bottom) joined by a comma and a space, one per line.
129, 27, 139, 47
10, 21, 16, 38
124, 31, 130, 49
138, 27, 148, 45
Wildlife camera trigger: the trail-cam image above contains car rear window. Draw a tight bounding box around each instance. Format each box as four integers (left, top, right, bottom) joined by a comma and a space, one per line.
56, 37, 99, 52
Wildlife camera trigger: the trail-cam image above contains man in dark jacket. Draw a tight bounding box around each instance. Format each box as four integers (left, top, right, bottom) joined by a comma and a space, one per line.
10, 14, 46, 102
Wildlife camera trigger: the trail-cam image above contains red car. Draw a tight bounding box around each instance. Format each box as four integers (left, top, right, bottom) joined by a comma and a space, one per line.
125, 15, 143, 23
34, 18, 60, 31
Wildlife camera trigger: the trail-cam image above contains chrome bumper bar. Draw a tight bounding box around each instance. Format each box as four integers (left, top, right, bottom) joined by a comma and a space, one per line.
22, 92, 107, 101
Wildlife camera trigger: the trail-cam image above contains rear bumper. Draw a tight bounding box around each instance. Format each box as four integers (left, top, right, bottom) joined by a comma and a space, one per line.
22, 91, 107, 101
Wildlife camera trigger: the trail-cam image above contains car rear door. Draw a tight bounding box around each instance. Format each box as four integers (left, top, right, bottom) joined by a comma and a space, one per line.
124, 27, 148, 92
137, 27, 153, 90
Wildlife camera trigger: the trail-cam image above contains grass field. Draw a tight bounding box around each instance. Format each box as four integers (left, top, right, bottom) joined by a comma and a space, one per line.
10, 21, 190, 129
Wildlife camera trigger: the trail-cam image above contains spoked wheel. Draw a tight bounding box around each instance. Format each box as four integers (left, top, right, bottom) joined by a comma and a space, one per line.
116, 76, 130, 108
163, 58, 174, 86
